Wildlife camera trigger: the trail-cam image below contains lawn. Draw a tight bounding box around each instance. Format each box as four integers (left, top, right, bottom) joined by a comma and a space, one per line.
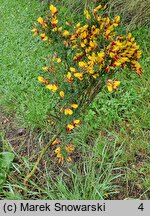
0, 0, 149, 199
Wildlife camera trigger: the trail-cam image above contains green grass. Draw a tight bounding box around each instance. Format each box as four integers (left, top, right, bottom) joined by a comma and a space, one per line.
107, 0, 150, 29
0, 0, 53, 129
0, 0, 150, 199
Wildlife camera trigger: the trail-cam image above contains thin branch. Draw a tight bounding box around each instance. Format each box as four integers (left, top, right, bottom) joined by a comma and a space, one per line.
23, 130, 62, 188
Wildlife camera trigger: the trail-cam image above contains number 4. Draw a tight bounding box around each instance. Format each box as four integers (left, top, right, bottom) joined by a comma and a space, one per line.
138, 203, 144, 211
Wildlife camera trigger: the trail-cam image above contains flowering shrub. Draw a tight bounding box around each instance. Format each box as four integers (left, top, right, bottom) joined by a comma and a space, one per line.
32, 4, 143, 164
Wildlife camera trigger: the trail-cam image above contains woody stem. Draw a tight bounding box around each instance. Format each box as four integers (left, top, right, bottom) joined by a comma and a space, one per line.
23, 130, 61, 188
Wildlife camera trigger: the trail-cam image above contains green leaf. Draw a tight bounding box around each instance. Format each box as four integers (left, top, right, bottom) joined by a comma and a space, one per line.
0, 152, 15, 186
0, 152, 15, 167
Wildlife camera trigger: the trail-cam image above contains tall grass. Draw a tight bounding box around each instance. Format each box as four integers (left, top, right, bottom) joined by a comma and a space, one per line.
1, 133, 123, 199
108, 0, 150, 29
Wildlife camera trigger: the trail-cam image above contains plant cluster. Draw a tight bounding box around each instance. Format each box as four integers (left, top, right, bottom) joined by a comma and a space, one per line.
32, 4, 143, 164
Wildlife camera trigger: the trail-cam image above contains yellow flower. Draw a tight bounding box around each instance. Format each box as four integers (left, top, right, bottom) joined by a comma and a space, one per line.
65, 144, 75, 153
84, 39, 87, 44
51, 16, 58, 28
92, 27, 100, 35
85, 47, 92, 54
109, 52, 115, 58
75, 22, 81, 28
127, 32, 132, 39
84, 9, 91, 20
66, 124, 74, 131
114, 16, 120, 24
107, 81, 113, 92
80, 31, 87, 39
70, 67, 76, 72
52, 18, 58, 24
71, 104, 78, 109
37, 17, 47, 28
63, 30, 70, 37
59, 91, 65, 98
54, 147, 61, 154
38, 76, 48, 84
81, 42, 86, 48
52, 27, 57, 32
42, 66, 49, 71
57, 153, 62, 158
113, 80, 121, 90
58, 26, 62, 32
89, 40, 97, 49
97, 52, 105, 61
47, 119, 54, 125
64, 108, 73, 115
46, 84, 58, 92
74, 73, 83, 80
66, 21, 69, 25
40, 33, 48, 41
57, 58, 61, 63
54, 147, 64, 164
50, 4, 58, 16
31, 28, 38, 36
66, 72, 73, 82
78, 61, 87, 68
136, 50, 142, 60
93, 5, 102, 13
73, 119, 80, 126
88, 67, 94, 74
37, 17, 43, 24
131, 60, 142, 76
107, 80, 120, 92
58, 156, 64, 164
